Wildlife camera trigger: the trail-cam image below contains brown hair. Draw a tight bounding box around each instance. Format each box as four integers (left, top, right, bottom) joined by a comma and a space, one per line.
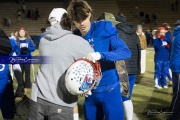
60, 13, 71, 30
18, 28, 29, 39
17, 28, 32, 44
161, 23, 170, 31
67, 0, 93, 23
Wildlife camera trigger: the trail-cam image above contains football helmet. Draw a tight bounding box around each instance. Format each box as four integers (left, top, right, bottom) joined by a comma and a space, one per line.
65, 58, 101, 95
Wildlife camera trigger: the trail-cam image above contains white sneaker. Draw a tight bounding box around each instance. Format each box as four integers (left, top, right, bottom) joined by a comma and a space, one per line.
155, 85, 162, 89
163, 86, 168, 89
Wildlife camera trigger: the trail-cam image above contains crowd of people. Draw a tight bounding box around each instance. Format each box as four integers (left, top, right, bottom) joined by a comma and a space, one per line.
0, 27, 35, 120
0, 0, 180, 120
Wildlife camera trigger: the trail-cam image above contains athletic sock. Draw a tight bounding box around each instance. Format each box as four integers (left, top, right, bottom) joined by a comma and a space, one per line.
123, 100, 133, 120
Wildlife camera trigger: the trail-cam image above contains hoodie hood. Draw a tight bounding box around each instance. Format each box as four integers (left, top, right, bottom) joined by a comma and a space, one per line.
173, 25, 180, 36
44, 24, 72, 41
87, 20, 118, 38
116, 23, 135, 34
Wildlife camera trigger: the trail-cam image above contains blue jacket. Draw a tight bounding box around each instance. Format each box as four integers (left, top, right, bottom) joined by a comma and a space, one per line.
75, 21, 131, 86
153, 37, 171, 62
16, 39, 35, 56
165, 31, 173, 44
170, 26, 180, 72
0, 40, 16, 91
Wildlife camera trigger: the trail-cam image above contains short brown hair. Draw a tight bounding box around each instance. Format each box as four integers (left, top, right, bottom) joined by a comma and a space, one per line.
67, 0, 93, 23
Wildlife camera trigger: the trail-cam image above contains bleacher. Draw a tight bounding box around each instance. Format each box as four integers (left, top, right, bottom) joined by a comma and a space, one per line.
0, 0, 119, 36
0, 2, 64, 36
117, 0, 180, 31
0, 0, 179, 36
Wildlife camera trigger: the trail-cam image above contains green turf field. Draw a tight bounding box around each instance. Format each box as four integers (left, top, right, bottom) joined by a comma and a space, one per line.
1, 48, 173, 120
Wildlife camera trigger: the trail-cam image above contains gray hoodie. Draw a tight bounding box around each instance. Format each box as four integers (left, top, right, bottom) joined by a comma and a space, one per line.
36, 24, 94, 107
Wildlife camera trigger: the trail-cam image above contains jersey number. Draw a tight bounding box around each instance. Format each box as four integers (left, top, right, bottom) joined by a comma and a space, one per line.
0, 64, 5, 72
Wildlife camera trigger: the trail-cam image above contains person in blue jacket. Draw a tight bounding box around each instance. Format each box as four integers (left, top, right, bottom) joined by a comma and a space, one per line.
9, 38, 24, 97
16, 28, 35, 94
168, 20, 180, 120
67, 1, 131, 120
161, 23, 173, 85
0, 29, 22, 120
153, 27, 171, 89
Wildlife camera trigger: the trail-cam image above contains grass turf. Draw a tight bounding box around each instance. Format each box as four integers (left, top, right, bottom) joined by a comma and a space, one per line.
0, 48, 173, 120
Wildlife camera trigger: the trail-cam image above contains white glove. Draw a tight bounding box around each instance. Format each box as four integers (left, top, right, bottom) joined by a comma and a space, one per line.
162, 41, 168, 46
85, 91, 92, 97
20, 43, 28, 48
80, 91, 92, 97
86, 52, 101, 63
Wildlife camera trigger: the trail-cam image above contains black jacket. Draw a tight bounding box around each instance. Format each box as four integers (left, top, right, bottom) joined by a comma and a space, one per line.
0, 29, 12, 56
116, 23, 141, 75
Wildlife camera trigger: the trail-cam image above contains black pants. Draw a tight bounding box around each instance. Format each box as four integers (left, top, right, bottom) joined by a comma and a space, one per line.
20, 64, 31, 88
168, 72, 180, 120
29, 98, 73, 120
0, 81, 15, 119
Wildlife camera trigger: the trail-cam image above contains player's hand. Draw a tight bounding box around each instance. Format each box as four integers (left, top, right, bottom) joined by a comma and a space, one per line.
80, 91, 92, 97
86, 52, 101, 63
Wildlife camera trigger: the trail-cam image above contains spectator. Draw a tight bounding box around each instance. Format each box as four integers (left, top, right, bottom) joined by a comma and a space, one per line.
148, 28, 154, 46
145, 13, 150, 23
10, 32, 16, 40
29, 8, 94, 120
35, 8, 40, 20
151, 13, 157, 25
104, 12, 141, 120
2, 18, 8, 26
67, 0, 131, 120
9, 31, 18, 41
152, 29, 157, 39
6, 18, 11, 27
139, 10, 145, 23
145, 30, 151, 46
153, 27, 171, 89
168, 19, 180, 120
2, 17, 11, 27
115, 12, 127, 23
9, 36, 24, 98
16, 28, 35, 95
136, 25, 147, 74
21, 3, 27, 13
26, 9, 31, 19
0, 29, 22, 120
31, 9, 35, 20
17, 9, 22, 22
0, 30, 12, 55
161, 23, 173, 85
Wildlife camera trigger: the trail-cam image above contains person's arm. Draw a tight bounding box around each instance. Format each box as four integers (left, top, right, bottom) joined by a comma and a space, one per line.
28, 40, 35, 52
99, 35, 131, 61
154, 38, 163, 50
144, 35, 147, 49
